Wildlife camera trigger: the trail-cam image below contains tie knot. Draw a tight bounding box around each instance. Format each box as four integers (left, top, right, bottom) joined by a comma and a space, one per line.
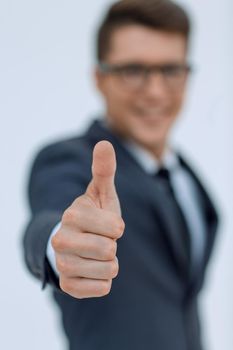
156, 167, 170, 181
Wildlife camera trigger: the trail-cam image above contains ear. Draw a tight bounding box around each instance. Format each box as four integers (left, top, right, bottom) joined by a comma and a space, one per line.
94, 66, 105, 94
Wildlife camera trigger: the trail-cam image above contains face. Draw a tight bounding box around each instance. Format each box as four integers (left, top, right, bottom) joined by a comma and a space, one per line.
95, 25, 189, 158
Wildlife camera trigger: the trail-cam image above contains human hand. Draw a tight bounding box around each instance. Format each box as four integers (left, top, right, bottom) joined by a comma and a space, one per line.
52, 141, 125, 298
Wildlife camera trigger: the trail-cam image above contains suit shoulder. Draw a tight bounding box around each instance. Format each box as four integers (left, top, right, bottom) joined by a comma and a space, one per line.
31, 133, 94, 170
27, 132, 94, 193
37, 134, 90, 158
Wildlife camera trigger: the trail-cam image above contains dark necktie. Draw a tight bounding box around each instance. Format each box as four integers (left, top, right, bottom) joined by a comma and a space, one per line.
155, 167, 191, 268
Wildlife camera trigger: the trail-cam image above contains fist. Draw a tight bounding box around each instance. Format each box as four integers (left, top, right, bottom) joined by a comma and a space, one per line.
51, 141, 125, 298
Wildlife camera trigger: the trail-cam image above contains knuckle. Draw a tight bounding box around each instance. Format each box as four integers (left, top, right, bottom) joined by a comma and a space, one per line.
109, 260, 119, 279
60, 278, 83, 299
56, 258, 68, 274
99, 280, 112, 296
59, 277, 71, 293
62, 208, 77, 226
103, 240, 117, 260
51, 232, 63, 252
73, 196, 82, 206
112, 217, 125, 238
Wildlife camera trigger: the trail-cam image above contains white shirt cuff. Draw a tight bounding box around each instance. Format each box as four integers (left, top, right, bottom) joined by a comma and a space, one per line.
46, 222, 61, 276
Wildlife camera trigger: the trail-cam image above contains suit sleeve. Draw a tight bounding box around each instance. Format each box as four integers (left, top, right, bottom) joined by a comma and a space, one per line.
22, 139, 92, 291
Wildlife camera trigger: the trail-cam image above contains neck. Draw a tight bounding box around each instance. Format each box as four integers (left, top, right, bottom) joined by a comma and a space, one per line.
102, 118, 168, 162
144, 143, 167, 163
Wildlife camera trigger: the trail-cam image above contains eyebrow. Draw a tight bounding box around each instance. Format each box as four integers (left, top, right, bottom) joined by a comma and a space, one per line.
99, 60, 189, 66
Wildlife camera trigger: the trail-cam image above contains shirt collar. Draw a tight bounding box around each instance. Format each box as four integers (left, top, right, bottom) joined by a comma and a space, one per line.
124, 139, 179, 175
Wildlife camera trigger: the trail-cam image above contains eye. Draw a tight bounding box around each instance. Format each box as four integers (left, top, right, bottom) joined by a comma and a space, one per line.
162, 65, 187, 77
120, 65, 145, 77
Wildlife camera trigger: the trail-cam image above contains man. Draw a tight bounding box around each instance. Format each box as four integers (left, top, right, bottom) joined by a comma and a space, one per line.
23, 1, 218, 349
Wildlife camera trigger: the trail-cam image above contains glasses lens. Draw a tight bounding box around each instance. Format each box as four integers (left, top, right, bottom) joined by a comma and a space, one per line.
120, 65, 145, 88
161, 65, 189, 88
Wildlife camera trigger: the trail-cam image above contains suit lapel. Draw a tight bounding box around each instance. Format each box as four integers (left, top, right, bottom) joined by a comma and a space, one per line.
148, 179, 191, 278
178, 155, 219, 289
125, 169, 190, 279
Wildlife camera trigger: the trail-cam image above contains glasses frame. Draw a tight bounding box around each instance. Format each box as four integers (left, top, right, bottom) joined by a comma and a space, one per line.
98, 62, 192, 90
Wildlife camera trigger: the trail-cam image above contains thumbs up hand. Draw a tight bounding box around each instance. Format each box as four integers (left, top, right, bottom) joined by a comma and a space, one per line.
52, 141, 125, 299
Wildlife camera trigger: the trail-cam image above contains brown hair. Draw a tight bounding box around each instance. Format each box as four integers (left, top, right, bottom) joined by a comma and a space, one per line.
96, 0, 191, 61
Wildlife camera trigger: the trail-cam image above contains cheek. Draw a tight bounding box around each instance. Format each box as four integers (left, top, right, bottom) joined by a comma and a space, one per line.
106, 87, 135, 115
170, 93, 185, 114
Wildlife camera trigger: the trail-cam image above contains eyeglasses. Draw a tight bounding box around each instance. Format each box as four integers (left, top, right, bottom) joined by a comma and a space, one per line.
98, 62, 192, 91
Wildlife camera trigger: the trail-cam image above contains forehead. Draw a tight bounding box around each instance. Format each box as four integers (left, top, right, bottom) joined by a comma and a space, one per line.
106, 25, 187, 63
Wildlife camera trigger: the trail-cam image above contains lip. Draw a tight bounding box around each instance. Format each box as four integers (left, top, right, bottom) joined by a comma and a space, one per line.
135, 108, 169, 123
136, 105, 169, 115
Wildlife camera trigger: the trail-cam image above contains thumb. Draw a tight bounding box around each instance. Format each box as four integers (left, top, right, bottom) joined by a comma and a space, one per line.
92, 140, 116, 191
86, 141, 120, 213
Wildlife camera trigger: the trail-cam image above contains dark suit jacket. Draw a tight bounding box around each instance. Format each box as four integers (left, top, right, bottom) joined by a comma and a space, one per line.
23, 119, 218, 350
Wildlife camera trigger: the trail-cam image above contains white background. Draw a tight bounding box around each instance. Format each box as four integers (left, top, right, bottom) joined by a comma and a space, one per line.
0, 0, 232, 349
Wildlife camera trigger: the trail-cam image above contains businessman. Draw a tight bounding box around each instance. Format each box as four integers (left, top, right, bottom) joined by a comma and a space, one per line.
23, 1, 219, 349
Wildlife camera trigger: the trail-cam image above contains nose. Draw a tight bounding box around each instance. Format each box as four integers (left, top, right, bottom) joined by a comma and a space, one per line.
143, 71, 168, 99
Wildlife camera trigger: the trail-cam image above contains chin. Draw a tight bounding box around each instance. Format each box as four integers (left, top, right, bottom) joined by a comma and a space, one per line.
133, 132, 166, 151
134, 127, 167, 143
